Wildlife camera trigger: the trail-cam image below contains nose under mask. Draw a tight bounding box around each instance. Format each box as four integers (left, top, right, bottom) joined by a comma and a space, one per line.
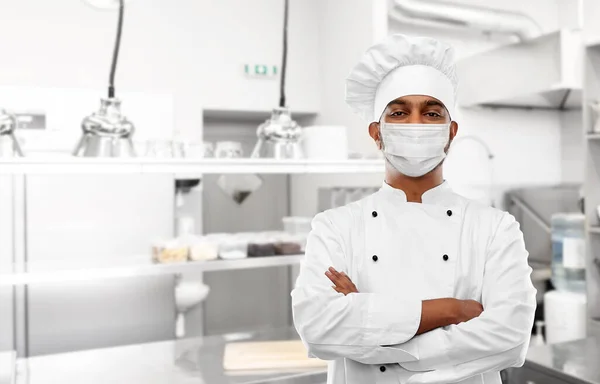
379, 123, 450, 177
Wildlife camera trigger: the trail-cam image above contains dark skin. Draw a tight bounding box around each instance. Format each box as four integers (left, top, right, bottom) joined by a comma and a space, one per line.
326, 95, 483, 336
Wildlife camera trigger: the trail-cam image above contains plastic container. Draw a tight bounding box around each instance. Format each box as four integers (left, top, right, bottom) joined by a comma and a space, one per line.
247, 240, 276, 257
551, 213, 586, 293
274, 234, 303, 255
189, 236, 219, 261
218, 234, 248, 260
152, 239, 189, 264
246, 232, 279, 257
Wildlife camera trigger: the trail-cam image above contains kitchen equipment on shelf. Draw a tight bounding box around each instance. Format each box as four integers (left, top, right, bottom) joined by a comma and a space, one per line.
223, 340, 327, 372
189, 237, 219, 262
172, 139, 186, 158
250, 0, 303, 160
302, 125, 348, 160
544, 290, 587, 344
175, 277, 210, 338
74, 0, 136, 157
73, 98, 136, 157
274, 234, 303, 255
144, 140, 174, 158
251, 107, 304, 159
591, 101, 600, 133
551, 213, 586, 293
186, 141, 214, 158
152, 239, 189, 264
151, 231, 304, 264
247, 236, 276, 257
215, 141, 243, 158
0, 109, 24, 157
218, 234, 249, 260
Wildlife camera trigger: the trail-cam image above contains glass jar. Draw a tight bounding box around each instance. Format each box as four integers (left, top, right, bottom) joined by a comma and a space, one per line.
551, 213, 586, 293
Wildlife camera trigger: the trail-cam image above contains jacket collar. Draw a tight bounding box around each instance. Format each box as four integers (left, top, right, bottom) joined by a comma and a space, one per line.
379, 180, 452, 205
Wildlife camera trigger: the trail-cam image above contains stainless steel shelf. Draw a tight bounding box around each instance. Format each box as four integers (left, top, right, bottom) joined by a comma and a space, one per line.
587, 133, 600, 140
589, 226, 600, 234
0, 158, 385, 175
0, 255, 304, 286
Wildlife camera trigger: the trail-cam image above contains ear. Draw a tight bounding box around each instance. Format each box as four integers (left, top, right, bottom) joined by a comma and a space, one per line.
369, 122, 382, 149
449, 121, 458, 142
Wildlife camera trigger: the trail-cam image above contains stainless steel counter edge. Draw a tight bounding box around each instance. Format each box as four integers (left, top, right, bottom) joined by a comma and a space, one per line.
525, 336, 600, 384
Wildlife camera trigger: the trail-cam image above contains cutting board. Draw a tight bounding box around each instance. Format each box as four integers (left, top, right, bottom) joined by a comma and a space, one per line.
223, 340, 327, 372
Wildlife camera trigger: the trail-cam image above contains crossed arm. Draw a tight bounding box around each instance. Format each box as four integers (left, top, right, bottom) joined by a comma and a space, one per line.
326, 267, 484, 335
291, 212, 537, 382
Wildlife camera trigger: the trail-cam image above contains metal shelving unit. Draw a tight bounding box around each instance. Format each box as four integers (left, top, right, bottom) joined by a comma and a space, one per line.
0, 254, 305, 286
0, 158, 385, 175
582, 0, 600, 331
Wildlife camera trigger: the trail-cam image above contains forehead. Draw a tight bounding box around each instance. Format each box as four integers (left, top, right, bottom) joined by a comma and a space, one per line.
386, 95, 446, 108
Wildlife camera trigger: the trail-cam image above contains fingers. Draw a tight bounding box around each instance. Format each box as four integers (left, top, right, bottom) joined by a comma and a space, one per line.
328, 267, 344, 281
325, 267, 351, 289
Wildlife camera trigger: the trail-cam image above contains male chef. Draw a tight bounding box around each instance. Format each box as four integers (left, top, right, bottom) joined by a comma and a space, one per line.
291, 34, 537, 384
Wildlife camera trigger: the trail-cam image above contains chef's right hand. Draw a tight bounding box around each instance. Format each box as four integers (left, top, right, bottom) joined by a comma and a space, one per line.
454, 299, 484, 324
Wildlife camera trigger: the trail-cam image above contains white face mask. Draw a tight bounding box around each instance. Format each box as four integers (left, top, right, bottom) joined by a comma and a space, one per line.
379, 123, 450, 177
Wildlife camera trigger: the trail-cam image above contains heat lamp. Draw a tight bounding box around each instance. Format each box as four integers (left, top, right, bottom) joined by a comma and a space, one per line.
250, 0, 303, 159
73, 0, 135, 157
0, 109, 23, 157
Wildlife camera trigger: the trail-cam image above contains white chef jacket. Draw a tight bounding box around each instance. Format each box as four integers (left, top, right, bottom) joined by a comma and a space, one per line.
291, 181, 537, 384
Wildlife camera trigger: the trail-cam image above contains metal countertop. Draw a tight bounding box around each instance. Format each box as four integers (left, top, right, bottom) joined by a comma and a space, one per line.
13, 327, 326, 384
526, 336, 600, 384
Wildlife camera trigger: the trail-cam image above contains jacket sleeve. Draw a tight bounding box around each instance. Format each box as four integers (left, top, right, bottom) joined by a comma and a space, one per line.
291, 211, 422, 364
398, 212, 536, 373
405, 341, 528, 384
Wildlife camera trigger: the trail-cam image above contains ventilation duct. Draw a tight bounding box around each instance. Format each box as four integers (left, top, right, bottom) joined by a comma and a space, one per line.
391, 0, 543, 41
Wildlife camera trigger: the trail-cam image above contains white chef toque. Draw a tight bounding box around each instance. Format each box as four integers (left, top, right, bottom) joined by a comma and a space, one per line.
345, 34, 458, 122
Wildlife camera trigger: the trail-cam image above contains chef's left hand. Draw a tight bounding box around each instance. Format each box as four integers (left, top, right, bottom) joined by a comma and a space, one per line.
325, 267, 359, 295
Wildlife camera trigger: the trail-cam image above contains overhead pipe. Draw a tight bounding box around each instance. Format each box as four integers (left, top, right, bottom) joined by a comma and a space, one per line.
391, 0, 543, 41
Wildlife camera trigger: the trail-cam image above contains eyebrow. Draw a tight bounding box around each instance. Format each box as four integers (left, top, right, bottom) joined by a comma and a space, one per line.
424, 100, 445, 108
386, 99, 445, 108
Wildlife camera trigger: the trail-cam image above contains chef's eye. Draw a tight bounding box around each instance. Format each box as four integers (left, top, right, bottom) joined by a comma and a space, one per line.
425, 112, 441, 117
390, 111, 407, 116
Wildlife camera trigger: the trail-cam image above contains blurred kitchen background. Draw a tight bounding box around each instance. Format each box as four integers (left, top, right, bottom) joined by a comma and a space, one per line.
0, 0, 599, 383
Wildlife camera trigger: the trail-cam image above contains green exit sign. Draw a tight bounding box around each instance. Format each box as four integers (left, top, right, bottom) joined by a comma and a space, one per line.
244, 64, 278, 78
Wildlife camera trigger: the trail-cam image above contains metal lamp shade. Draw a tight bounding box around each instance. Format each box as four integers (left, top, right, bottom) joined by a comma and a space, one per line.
250, 107, 303, 159
73, 98, 135, 157
0, 109, 24, 157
